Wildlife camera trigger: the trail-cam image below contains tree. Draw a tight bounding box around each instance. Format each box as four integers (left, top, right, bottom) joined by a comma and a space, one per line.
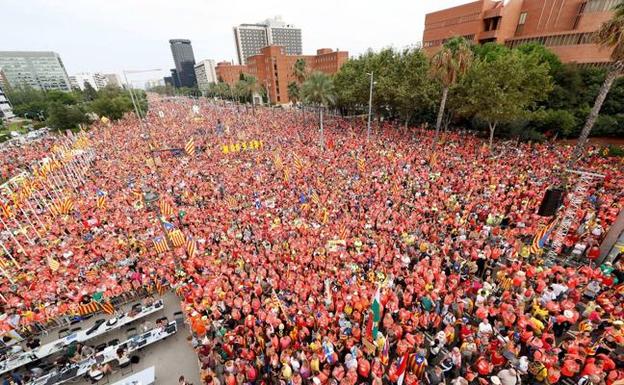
430, 37, 473, 147
82, 82, 98, 101
287, 82, 300, 105
46, 102, 87, 131
301, 71, 336, 148
571, 2, 624, 162
394, 48, 438, 128
455, 49, 553, 147
293, 58, 308, 84
241, 75, 262, 114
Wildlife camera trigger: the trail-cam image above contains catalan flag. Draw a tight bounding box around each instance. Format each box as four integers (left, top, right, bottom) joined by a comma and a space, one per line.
530, 219, 557, 254
357, 158, 365, 174
185, 138, 196, 157
60, 197, 74, 215
153, 236, 170, 254
78, 301, 100, 317
283, 168, 290, 182
226, 195, 237, 209
168, 229, 186, 248
99, 302, 115, 315
293, 154, 304, 173
48, 256, 60, 272
311, 191, 320, 205
0, 201, 12, 218
159, 200, 174, 217
185, 237, 197, 257
338, 224, 348, 241
274, 153, 283, 170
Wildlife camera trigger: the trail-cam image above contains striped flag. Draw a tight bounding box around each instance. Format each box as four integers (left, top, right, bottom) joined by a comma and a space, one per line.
274, 153, 283, 170
78, 301, 101, 317
283, 168, 290, 182
358, 158, 365, 174
96, 190, 106, 210
530, 219, 557, 254
311, 192, 320, 205
338, 224, 348, 240
153, 236, 170, 253
293, 154, 304, 173
48, 256, 60, 272
100, 302, 115, 315
159, 200, 174, 217
226, 196, 237, 209
396, 354, 409, 385
380, 334, 390, 366
0, 201, 12, 218
168, 229, 186, 248
59, 197, 74, 215
185, 237, 197, 257
185, 138, 196, 157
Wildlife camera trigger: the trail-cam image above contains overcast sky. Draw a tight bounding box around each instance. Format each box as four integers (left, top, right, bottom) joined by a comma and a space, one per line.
4, 0, 467, 85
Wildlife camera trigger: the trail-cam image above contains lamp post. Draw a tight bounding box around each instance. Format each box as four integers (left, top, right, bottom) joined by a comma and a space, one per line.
366, 72, 374, 143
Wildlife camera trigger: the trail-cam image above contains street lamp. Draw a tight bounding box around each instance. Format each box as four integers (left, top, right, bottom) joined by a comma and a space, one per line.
122, 68, 162, 124
366, 72, 375, 143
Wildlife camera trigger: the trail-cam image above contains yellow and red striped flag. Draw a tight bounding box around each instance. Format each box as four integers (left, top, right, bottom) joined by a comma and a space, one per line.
283, 168, 290, 182
99, 302, 115, 315
185, 138, 196, 157
96, 190, 106, 210
60, 197, 74, 215
274, 153, 283, 170
358, 158, 366, 174
48, 256, 60, 272
226, 195, 237, 209
159, 200, 174, 217
185, 237, 197, 257
293, 154, 304, 173
338, 224, 349, 240
153, 236, 170, 254
0, 202, 12, 218
168, 229, 186, 248
311, 192, 320, 206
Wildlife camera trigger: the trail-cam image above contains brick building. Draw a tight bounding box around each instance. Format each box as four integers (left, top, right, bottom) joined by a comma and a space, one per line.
216, 46, 348, 104
422, 0, 618, 65
215, 62, 248, 85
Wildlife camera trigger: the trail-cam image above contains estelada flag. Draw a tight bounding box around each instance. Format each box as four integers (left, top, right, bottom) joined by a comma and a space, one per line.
185, 138, 195, 157
96, 190, 106, 209
153, 236, 170, 254
168, 229, 186, 248
159, 200, 174, 217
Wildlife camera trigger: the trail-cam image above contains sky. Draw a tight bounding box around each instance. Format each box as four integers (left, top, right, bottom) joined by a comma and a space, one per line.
4, 0, 468, 85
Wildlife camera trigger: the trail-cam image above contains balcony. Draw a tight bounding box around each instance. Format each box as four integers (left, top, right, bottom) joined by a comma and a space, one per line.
483, 7, 503, 19
479, 29, 499, 40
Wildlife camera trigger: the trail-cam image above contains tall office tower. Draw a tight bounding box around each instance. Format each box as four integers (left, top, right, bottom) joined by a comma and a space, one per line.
69, 72, 109, 91
0, 51, 72, 91
233, 16, 302, 65
169, 39, 197, 88
0, 81, 15, 120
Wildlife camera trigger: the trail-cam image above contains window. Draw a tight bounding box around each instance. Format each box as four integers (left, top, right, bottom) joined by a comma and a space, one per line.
518, 12, 527, 25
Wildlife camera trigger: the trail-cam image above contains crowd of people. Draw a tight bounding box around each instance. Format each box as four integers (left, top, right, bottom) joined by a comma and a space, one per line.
0, 97, 622, 385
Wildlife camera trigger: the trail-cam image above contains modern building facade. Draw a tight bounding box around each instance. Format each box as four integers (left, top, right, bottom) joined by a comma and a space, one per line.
217, 46, 348, 104
0, 83, 14, 121
0, 51, 72, 91
233, 16, 302, 65
169, 39, 197, 88
422, 0, 619, 64
194, 59, 218, 95
69, 72, 108, 91
103, 73, 122, 88
145, 78, 165, 90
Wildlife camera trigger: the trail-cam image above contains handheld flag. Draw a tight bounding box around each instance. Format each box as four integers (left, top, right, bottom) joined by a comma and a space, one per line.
48, 256, 60, 272
153, 236, 170, 254
185, 138, 196, 157
185, 237, 197, 257
96, 190, 106, 210
159, 200, 174, 217
168, 229, 186, 248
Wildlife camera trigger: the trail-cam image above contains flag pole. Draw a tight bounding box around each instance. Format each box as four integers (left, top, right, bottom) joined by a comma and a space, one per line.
0, 216, 26, 255
0, 241, 21, 269
0, 264, 15, 284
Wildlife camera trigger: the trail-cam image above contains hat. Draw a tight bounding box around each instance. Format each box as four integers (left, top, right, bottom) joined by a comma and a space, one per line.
491, 376, 502, 385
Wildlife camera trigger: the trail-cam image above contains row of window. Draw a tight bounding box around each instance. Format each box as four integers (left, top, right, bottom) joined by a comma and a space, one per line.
583, 0, 622, 13
423, 34, 475, 48
426, 12, 481, 29
506, 32, 594, 48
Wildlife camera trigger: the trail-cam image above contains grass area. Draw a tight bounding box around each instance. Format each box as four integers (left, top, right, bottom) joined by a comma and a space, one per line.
0, 119, 32, 142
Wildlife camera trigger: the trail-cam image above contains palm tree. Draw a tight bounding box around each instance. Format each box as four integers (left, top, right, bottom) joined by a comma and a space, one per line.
242, 75, 262, 115
571, 3, 624, 163
430, 37, 473, 148
293, 58, 308, 84
287, 82, 300, 105
301, 71, 336, 148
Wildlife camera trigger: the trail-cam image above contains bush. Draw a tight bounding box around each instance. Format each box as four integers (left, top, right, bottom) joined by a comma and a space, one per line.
32, 121, 47, 129
592, 115, 619, 136
528, 109, 577, 137
46, 102, 88, 131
